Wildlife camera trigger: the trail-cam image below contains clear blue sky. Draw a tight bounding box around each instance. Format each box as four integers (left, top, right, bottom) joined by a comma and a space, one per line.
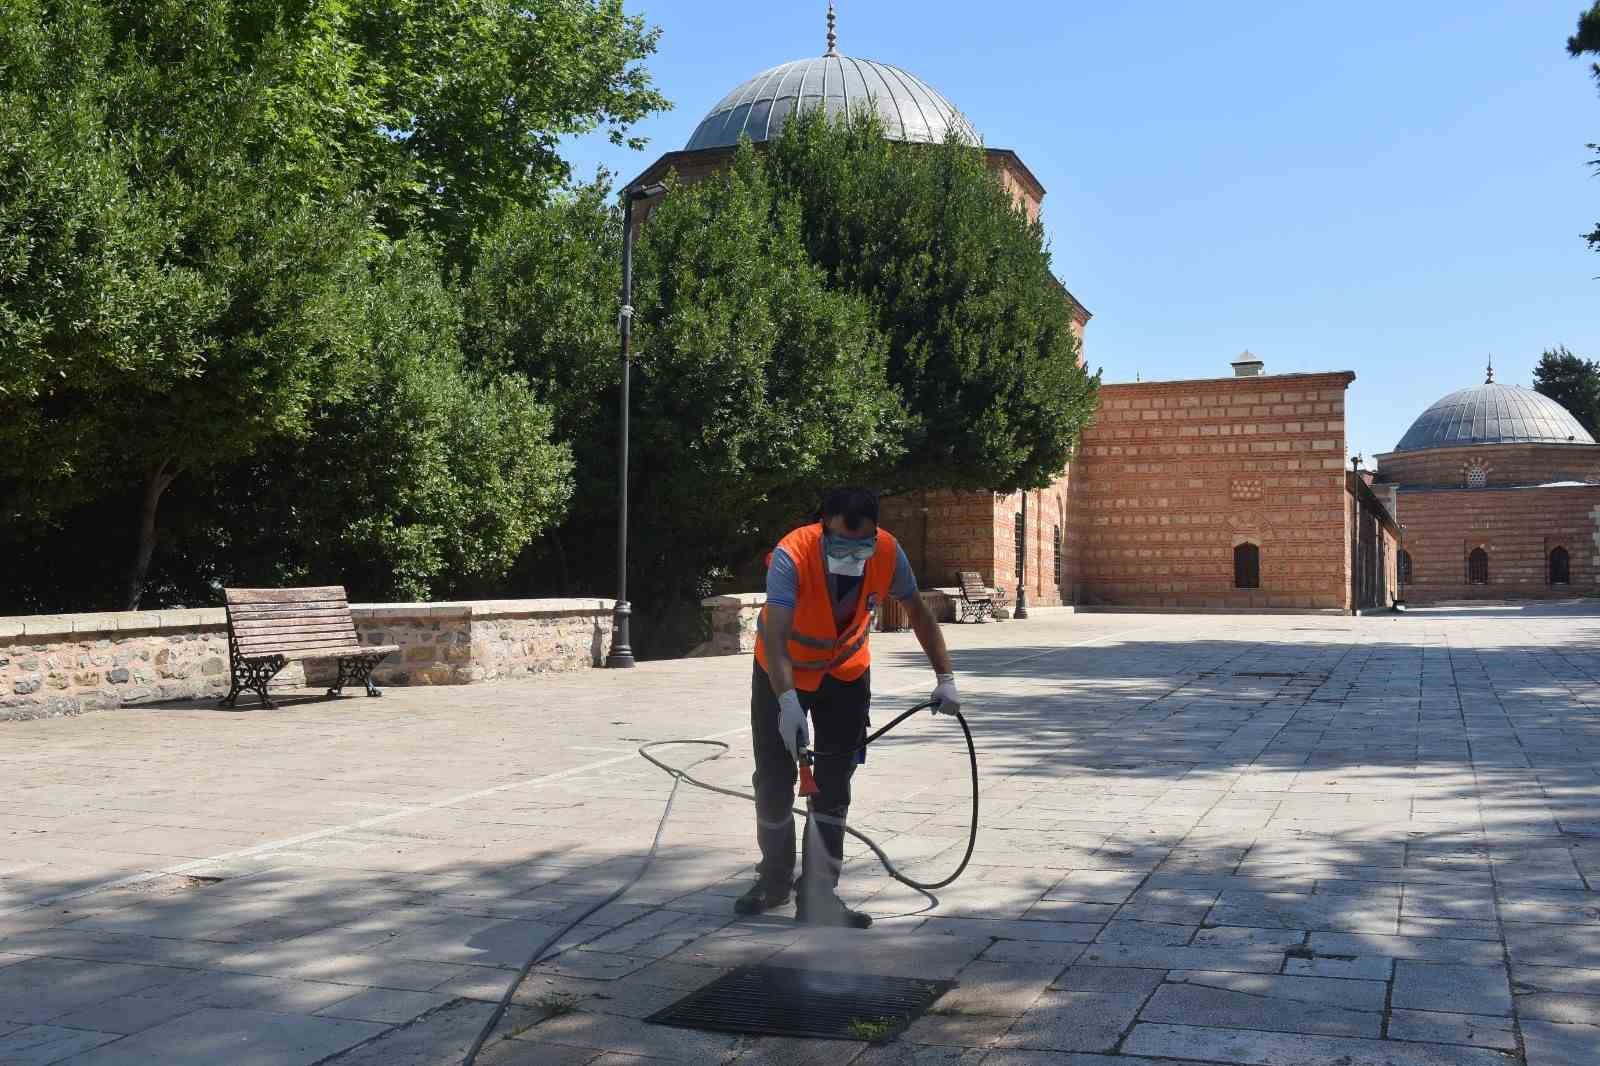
564, 2, 1600, 462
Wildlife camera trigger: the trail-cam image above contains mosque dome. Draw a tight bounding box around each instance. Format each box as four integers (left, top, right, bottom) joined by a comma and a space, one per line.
1393, 373, 1595, 453
684, 9, 980, 152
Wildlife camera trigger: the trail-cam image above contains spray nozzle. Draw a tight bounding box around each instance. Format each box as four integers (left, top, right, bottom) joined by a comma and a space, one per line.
796, 739, 820, 797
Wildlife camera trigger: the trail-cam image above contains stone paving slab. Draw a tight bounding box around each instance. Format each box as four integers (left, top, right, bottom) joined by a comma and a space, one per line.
7, 607, 1600, 1062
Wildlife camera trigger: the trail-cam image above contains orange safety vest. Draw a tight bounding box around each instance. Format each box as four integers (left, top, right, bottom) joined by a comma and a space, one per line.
755, 523, 899, 691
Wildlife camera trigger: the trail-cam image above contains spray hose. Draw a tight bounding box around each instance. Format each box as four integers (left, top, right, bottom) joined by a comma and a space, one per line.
462, 698, 978, 1065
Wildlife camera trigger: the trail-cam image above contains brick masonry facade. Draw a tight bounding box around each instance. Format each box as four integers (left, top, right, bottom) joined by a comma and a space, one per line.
1071, 372, 1359, 610
1376, 441, 1600, 602
879, 478, 1076, 610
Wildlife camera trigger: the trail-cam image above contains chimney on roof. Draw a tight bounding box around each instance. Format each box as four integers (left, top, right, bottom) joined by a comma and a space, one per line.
1231, 351, 1264, 377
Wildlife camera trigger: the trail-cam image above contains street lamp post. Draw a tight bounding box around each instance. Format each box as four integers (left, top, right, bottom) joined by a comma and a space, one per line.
1015, 490, 1030, 619
607, 182, 667, 669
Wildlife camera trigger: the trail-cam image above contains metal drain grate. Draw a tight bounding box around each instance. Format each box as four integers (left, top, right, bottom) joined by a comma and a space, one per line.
647, 964, 952, 1043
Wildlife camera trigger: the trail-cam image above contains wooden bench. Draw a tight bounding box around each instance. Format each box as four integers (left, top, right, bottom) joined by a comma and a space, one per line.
221, 587, 398, 709
957, 571, 998, 623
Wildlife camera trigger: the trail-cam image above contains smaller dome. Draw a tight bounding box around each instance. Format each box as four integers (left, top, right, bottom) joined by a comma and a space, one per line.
1394, 382, 1595, 452
686, 55, 981, 153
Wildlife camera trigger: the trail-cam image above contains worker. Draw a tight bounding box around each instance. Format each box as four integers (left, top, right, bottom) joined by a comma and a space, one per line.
737, 486, 959, 928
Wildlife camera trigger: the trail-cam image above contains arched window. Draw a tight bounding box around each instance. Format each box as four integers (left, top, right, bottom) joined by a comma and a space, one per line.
1234, 542, 1260, 589
1550, 546, 1571, 586
1468, 547, 1489, 585
1466, 466, 1487, 488
1053, 525, 1063, 590
1398, 549, 1413, 585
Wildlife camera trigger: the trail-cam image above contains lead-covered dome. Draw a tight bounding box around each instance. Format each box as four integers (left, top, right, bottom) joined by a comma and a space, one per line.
1394, 381, 1595, 452
685, 54, 981, 152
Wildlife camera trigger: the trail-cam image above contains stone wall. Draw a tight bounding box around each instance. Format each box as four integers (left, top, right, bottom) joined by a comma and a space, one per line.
689, 589, 963, 658
691, 594, 764, 657
1073, 371, 1356, 610
0, 610, 240, 721
1, 599, 613, 721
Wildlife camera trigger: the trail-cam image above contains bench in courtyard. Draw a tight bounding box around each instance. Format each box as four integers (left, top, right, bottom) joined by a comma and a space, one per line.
957, 571, 1009, 623
222, 586, 398, 708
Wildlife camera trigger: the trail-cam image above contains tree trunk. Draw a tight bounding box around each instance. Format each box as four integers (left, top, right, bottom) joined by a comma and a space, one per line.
124, 461, 178, 611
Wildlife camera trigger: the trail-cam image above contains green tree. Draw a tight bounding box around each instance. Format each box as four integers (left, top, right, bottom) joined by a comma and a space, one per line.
175, 245, 574, 603
460, 182, 623, 444
340, 0, 667, 265
463, 155, 906, 653
1, 0, 661, 609
1569, 3, 1600, 250
0, 0, 379, 608
624, 151, 906, 640
1533, 345, 1600, 437
764, 110, 1100, 494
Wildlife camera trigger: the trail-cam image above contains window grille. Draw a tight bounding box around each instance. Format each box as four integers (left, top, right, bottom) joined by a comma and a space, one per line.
1053, 525, 1063, 590
1551, 546, 1570, 585
1468, 547, 1488, 584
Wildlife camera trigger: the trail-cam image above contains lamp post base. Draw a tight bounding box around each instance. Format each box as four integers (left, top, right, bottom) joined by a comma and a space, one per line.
1014, 590, 1029, 620
606, 601, 636, 668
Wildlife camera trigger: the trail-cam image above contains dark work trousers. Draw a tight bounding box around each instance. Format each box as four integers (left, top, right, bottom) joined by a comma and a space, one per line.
751, 662, 870, 895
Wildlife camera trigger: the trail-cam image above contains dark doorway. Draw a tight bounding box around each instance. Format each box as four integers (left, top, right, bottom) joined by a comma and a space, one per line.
1398, 549, 1413, 586
1468, 547, 1488, 585
1550, 545, 1570, 586
1234, 542, 1260, 590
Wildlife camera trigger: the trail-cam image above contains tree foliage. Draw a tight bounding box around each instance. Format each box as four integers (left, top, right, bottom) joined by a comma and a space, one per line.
336, 0, 666, 264
462, 117, 1099, 655
0, 0, 659, 609
764, 110, 1099, 493
184, 243, 574, 603
1533, 345, 1600, 438
623, 149, 906, 626
0, 0, 381, 606
1569, 2, 1600, 251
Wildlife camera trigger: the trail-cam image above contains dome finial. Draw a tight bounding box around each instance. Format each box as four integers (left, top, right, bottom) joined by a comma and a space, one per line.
825, 2, 838, 55
1486, 354, 1494, 384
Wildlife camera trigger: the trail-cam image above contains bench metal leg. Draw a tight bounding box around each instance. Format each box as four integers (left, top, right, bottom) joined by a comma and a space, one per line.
959, 599, 996, 623
222, 655, 285, 709
328, 654, 387, 699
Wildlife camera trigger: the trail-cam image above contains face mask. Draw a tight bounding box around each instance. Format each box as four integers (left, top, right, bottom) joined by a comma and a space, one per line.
824, 532, 876, 577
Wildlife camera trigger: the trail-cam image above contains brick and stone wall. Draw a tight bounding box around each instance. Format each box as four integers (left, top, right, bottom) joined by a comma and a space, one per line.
1376, 440, 1600, 603
1388, 486, 1600, 602
1072, 371, 1357, 610
1376, 442, 1600, 489
881, 480, 1076, 611
1, 599, 613, 721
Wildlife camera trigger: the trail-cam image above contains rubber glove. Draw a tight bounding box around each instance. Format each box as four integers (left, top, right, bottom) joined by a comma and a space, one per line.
931, 672, 960, 715
778, 689, 809, 760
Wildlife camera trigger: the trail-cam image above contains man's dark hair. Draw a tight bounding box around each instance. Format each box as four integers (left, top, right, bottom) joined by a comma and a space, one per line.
820, 486, 879, 531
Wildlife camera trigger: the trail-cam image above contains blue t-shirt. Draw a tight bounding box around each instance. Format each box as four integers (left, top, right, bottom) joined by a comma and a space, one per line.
766, 542, 919, 611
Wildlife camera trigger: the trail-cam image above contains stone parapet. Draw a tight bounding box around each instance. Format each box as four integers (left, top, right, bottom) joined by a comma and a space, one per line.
690, 588, 972, 657
692, 593, 765, 657
1, 598, 614, 721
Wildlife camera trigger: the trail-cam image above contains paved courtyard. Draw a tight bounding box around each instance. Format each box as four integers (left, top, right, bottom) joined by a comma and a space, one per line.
5, 607, 1600, 1065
